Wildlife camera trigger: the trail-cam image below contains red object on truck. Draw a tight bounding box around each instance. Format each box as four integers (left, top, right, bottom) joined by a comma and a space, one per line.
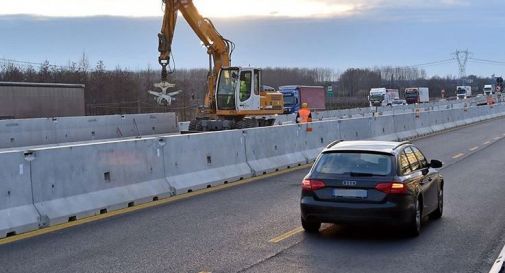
300, 86, 326, 110
279, 85, 326, 114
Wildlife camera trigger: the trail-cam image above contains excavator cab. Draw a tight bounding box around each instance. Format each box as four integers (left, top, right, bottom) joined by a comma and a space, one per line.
216, 67, 260, 112
216, 67, 271, 115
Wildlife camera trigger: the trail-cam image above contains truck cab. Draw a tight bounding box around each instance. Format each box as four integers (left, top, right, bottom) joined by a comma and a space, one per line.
368, 88, 400, 107
483, 85, 495, 96
405, 87, 429, 104
456, 86, 472, 100
279, 86, 300, 114
369, 88, 387, 107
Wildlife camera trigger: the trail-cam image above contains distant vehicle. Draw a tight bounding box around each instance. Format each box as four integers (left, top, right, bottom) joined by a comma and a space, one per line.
368, 88, 400, 107
475, 94, 487, 106
300, 140, 444, 236
279, 85, 326, 114
456, 86, 472, 100
391, 99, 407, 107
404, 87, 429, 104
483, 85, 495, 96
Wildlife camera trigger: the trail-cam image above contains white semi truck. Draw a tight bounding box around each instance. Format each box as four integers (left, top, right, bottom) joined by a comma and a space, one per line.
483, 84, 495, 96
368, 88, 400, 107
456, 86, 472, 100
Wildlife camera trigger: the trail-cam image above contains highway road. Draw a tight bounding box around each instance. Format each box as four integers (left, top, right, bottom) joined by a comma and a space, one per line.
1, 118, 505, 273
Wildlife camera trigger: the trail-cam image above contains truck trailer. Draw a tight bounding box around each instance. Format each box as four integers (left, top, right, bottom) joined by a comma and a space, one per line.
279, 85, 326, 114
0, 82, 85, 119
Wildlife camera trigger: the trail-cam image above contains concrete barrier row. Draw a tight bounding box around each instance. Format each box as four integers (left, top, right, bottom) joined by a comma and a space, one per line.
1, 104, 505, 238
0, 113, 179, 149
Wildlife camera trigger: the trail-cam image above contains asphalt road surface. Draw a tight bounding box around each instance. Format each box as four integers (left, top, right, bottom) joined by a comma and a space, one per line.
1, 118, 505, 273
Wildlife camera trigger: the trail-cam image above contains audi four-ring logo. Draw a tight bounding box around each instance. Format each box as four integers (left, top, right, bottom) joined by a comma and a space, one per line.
342, 181, 357, 186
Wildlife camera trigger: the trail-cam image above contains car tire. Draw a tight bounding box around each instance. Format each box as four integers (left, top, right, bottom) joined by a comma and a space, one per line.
406, 198, 422, 237
431, 187, 443, 220
301, 217, 321, 233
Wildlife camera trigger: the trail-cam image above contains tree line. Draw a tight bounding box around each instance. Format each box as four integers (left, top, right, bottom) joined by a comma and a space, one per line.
0, 58, 496, 120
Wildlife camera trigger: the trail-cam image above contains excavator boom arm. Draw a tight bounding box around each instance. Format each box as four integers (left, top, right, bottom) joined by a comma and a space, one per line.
158, 0, 233, 109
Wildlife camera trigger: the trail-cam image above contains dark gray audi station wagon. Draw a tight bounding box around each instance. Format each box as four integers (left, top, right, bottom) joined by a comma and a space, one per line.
300, 140, 444, 236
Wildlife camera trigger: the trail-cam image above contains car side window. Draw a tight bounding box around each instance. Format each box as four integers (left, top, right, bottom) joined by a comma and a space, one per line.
404, 147, 421, 171
399, 150, 411, 175
410, 146, 428, 169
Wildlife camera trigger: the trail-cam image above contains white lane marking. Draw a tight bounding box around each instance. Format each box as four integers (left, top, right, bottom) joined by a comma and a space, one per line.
489, 243, 505, 273
494, 137, 501, 141
452, 153, 465, 159
469, 146, 479, 151
484, 141, 491, 145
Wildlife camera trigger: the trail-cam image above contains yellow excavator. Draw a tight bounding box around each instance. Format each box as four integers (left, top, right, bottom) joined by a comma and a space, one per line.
152, 0, 284, 131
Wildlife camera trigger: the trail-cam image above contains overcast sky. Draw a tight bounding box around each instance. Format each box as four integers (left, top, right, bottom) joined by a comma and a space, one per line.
0, 0, 504, 78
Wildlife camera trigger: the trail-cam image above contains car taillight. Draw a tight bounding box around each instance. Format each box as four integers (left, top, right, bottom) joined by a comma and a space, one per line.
302, 179, 326, 192
375, 182, 408, 194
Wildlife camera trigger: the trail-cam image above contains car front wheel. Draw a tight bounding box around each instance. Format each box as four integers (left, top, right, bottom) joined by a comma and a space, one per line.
301, 217, 321, 233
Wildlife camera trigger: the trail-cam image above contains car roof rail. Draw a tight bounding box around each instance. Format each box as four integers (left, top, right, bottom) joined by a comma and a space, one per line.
393, 141, 411, 150
326, 140, 344, 149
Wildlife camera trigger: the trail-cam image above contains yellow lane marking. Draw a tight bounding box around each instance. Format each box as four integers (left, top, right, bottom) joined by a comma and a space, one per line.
0, 164, 312, 246
484, 141, 491, 145
269, 227, 304, 243
452, 153, 465, 159
469, 146, 479, 151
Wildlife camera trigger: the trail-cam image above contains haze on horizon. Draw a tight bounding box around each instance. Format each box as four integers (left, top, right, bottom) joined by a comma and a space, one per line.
0, 0, 504, 77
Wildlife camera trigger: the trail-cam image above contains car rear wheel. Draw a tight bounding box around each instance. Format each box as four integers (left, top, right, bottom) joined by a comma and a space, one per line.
301, 217, 321, 233
431, 187, 443, 219
406, 198, 421, 237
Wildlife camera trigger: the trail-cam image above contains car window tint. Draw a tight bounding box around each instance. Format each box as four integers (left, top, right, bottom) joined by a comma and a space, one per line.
404, 147, 421, 171
399, 151, 411, 175
314, 152, 392, 176
411, 146, 428, 168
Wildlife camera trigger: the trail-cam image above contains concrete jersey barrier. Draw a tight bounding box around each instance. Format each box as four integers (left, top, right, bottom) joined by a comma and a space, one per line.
0, 151, 40, 238
161, 130, 252, 194
0, 113, 179, 149
1, 103, 505, 238
244, 125, 307, 175
30, 138, 173, 226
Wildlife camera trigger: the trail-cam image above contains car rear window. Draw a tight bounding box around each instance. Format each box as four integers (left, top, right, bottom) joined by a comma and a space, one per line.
313, 152, 393, 176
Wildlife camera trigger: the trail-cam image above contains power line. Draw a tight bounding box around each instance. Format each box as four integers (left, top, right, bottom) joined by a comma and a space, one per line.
410, 58, 456, 67
0, 58, 69, 69
469, 57, 505, 65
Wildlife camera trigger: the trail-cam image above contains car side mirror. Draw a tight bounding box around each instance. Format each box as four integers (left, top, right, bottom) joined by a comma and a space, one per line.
430, 159, 443, 169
